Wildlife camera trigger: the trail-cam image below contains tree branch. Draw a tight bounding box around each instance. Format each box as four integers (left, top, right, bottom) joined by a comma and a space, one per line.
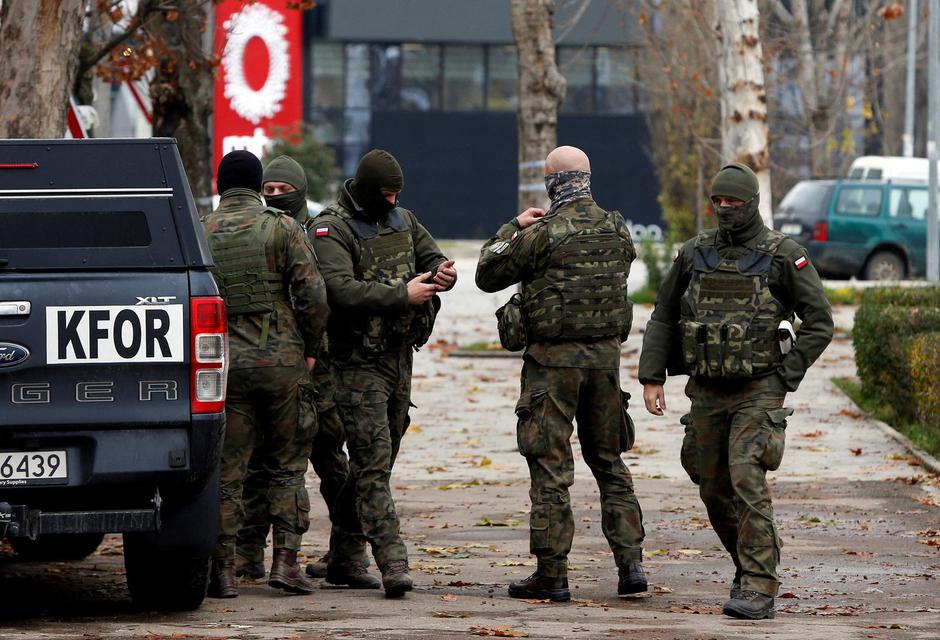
765, 0, 795, 26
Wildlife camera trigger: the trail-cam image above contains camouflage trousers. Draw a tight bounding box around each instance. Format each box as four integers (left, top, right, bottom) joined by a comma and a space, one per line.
683, 374, 792, 597
516, 358, 645, 578
215, 366, 316, 560
330, 348, 414, 570
236, 402, 368, 567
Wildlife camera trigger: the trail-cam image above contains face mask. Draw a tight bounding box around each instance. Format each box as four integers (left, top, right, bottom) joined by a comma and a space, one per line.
266, 189, 306, 219
713, 195, 759, 232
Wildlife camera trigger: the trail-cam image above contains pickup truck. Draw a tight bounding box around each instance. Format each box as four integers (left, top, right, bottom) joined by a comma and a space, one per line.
0, 138, 226, 611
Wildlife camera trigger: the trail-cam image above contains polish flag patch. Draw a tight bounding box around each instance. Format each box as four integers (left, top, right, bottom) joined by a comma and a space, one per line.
315, 227, 329, 237
794, 255, 808, 270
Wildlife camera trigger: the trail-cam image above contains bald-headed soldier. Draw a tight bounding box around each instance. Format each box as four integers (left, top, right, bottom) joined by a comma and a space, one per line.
476, 146, 646, 602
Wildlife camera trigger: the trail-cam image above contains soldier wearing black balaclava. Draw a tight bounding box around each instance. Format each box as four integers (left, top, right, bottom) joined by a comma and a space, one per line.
638, 163, 833, 620
310, 149, 458, 597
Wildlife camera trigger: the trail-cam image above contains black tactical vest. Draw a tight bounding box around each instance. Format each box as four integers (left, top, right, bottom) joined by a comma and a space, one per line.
679, 229, 791, 378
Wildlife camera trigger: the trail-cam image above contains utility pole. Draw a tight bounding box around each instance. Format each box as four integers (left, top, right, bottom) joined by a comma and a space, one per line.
929, 0, 939, 282
903, 0, 918, 157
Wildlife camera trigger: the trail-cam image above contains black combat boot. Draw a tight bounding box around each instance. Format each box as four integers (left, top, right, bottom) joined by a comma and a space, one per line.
508, 572, 570, 602
305, 551, 331, 578
381, 560, 414, 598
235, 554, 265, 580
208, 557, 238, 598
723, 590, 775, 619
326, 561, 382, 589
269, 548, 316, 594
617, 561, 648, 596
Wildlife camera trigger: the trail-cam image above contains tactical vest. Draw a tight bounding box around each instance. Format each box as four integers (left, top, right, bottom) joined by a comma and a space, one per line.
324, 205, 421, 353
679, 229, 791, 379
205, 207, 289, 316
521, 203, 631, 343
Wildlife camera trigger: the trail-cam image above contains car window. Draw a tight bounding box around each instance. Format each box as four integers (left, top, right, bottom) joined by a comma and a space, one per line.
866, 168, 883, 179
834, 186, 883, 217
889, 187, 927, 221
848, 168, 864, 179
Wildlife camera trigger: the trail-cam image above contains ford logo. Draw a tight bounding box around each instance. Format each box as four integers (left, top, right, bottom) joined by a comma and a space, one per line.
0, 342, 30, 368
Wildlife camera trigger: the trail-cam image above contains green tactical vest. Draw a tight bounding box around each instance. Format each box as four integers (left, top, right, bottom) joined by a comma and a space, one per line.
521, 201, 632, 343
205, 207, 290, 316
324, 205, 420, 353
679, 229, 791, 379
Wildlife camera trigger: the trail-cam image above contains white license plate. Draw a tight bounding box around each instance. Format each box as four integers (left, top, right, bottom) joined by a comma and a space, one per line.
0, 450, 68, 485
781, 223, 803, 235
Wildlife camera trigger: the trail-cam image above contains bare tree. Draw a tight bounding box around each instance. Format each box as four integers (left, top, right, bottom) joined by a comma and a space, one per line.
510, 0, 567, 212
630, 1, 722, 240
715, 0, 773, 225
0, 0, 85, 138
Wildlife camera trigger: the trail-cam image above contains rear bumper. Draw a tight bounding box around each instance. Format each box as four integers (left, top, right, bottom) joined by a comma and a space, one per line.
0, 501, 159, 538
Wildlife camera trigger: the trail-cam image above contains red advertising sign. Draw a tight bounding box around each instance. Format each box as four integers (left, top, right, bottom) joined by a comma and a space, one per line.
213, 1, 303, 191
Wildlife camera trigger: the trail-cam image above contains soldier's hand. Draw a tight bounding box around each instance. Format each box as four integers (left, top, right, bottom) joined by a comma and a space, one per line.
407, 272, 440, 305
516, 207, 545, 228
433, 259, 457, 290
305, 356, 316, 371
643, 383, 666, 416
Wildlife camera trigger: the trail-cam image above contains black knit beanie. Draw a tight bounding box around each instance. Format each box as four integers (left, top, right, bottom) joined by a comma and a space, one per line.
217, 150, 263, 194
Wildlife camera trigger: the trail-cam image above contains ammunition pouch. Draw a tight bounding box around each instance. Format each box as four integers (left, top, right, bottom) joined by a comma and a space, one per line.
680, 320, 779, 379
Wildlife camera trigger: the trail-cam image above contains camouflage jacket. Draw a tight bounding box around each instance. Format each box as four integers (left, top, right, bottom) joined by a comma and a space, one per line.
203, 188, 329, 370
475, 197, 636, 369
638, 217, 833, 391
311, 182, 449, 360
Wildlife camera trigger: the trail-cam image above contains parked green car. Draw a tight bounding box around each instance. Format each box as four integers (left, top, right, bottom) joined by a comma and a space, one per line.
774, 179, 933, 280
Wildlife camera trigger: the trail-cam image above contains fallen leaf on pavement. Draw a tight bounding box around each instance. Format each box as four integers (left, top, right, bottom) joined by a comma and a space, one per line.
677, 549, 702, 556
839, 409, 862, 419
432, 611, 468, 618
438, 479, 481, 491
419, 546, 474, 559
779, 592, 800, 599
491, 560, 534, 567
407, 425, 423, 434
645, 548, 669, 557
850, 448, 863, 456
652, 584, 673, 594
441, 594, 458, 602
475, 517, 521, 527
471, 626, 529, 637
800, 430, 825, 438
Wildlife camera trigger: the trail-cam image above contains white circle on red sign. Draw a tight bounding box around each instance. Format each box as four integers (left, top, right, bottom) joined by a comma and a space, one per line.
222, 3, 289, 124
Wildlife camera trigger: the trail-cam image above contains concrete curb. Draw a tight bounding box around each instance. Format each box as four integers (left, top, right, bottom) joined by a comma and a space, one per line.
832, 381, 940, 477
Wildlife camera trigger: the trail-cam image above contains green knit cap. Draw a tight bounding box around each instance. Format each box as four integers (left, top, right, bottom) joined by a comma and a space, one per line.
710, 162, 759, 202
263, 155, 307, 192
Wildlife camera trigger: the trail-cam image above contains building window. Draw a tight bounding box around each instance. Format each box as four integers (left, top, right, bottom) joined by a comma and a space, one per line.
401, 44, 441, 111
345, 44, 370, 109
371, 44, 401, 109
596, 46, 637, 114
559, 47, 594, 114
312, 42, 344, 109
487, 45, 517, 111
443, 45, 484, 111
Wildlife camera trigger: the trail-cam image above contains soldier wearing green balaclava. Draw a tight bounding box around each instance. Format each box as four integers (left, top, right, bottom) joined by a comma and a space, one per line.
310, 149, 458, 598
263, 155, 310, 228
638, 162, 833, 620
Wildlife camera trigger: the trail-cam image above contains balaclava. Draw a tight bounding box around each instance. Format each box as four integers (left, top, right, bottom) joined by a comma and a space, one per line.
349, 149, 404, 220
544, 170, 592, 215
263, 155, 308, 220
710, 162, 760, 233
217, 150, 263, 195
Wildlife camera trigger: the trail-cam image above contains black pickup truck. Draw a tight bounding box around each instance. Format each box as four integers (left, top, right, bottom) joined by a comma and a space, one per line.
0, 139, 225, 611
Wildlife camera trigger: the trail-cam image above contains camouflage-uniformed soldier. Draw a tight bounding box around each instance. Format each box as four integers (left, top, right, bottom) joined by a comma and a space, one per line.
235, 156, 380, 590
312, 149, 457, 597
475, 146, 646, 603
639, 163, 833, 619
203, 150, 328, 598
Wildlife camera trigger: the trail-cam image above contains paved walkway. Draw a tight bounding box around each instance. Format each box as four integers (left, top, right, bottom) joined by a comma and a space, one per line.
2, 245, 938, 639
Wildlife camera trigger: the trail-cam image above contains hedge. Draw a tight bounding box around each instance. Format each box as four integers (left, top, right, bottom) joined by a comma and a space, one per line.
906, 331, 940, 428
853, 286, 940, 424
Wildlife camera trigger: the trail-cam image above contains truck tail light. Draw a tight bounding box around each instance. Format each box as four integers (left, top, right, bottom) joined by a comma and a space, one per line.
191, 297, 228, 413
812, 221, 828, 242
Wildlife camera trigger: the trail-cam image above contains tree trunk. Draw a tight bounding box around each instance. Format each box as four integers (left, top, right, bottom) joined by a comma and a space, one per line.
0, 0, 85, 138
151, 1, 214, 213
715, 0, 773, 225
510, 0, 566, 212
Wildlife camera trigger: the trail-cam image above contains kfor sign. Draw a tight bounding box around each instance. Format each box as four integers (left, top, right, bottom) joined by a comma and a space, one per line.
212, 1, 302, 182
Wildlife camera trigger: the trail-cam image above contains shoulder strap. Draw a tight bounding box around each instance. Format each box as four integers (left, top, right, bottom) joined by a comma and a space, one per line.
754, 229, 786, 255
